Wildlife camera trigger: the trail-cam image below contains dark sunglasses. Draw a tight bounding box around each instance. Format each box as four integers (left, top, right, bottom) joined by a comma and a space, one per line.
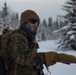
29, 19, 39, 24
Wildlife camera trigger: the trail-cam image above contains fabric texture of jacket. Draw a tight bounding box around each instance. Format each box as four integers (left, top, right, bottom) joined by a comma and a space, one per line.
7, 29, 76, 75
7, 29, 45, 75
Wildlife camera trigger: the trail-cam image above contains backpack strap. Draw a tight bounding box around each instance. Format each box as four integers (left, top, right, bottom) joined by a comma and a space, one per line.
13, 29, 28, 37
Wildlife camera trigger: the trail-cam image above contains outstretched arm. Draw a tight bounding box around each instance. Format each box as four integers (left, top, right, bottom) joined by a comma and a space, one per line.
23, 51, 76, 67
45, 51, 76, 67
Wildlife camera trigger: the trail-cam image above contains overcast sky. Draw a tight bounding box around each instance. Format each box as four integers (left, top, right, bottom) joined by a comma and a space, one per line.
0, 0, 67, 21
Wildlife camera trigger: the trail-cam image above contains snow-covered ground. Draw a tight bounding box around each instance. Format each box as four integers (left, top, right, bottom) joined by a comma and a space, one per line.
38, 40, 76, 75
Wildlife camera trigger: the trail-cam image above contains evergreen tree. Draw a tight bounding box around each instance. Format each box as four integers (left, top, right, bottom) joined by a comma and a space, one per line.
42, 19, 47, 27
2, 2, 10, 29
0, 2, 19, 31
48, 17, 52, 27
62, 0, 76, 23
59, 0, 76, 50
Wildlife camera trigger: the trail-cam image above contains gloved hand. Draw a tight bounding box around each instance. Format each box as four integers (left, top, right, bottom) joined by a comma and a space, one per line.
57, 53, 76, 64
45, 51, 76, 67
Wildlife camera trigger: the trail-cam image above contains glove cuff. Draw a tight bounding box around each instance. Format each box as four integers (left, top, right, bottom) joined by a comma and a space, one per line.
45, 52, 57, 67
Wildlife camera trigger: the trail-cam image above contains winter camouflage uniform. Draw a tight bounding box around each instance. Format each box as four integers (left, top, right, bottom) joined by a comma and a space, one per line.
7, 29, 45, 75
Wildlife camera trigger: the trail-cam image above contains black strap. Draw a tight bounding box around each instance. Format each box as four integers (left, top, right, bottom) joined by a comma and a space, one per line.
36, 65, 45, 75
0, 56, 6, 75
0, 35, 2, 50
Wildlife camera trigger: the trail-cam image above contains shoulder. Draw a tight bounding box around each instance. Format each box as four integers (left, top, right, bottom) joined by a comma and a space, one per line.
11, 32, 28, 43
11, 33, 24, 38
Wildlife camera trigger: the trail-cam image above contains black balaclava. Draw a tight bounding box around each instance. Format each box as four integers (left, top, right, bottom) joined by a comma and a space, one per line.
19, 23, 37, 48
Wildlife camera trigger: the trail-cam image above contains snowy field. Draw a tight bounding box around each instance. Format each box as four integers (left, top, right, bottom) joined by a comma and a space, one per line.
38, 40, 76, 75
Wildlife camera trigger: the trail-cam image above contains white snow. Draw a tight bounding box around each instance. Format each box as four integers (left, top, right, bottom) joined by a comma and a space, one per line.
38, 40, 76, 75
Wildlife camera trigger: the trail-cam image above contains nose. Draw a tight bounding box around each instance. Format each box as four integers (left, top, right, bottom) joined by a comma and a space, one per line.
34, 23, 39, 28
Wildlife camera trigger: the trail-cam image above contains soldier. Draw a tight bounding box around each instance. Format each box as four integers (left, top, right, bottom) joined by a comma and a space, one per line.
7, 10, 76, 75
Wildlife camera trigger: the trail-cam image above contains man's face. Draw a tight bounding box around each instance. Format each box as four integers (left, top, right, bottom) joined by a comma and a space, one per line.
27, 19, 39, 29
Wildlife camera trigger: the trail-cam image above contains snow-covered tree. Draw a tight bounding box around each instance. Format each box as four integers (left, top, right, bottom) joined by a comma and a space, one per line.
58, 0, 76, 50
62, 0, 76, 23
0, 2, 19, 32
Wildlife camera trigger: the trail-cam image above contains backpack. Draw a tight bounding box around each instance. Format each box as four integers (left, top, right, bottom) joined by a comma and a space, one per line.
0, 29, 13, 72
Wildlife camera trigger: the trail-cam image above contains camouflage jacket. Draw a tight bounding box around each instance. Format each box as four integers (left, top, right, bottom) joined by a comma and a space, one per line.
7, 29, 45, 75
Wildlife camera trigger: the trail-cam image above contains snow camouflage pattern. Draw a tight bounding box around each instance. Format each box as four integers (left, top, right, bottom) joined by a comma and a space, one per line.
7, 29, 45, 75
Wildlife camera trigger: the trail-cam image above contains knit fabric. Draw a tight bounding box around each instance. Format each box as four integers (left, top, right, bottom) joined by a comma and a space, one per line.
20, 10, 39, 24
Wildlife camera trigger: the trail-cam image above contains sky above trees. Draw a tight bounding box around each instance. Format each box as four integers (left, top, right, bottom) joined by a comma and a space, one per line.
0, 0, 67, 21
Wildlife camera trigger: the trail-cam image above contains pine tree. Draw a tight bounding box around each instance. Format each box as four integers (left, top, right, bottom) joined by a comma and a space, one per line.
0, 2, 19, 30
58, 0, 76, 50
62, 0, 76, 23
